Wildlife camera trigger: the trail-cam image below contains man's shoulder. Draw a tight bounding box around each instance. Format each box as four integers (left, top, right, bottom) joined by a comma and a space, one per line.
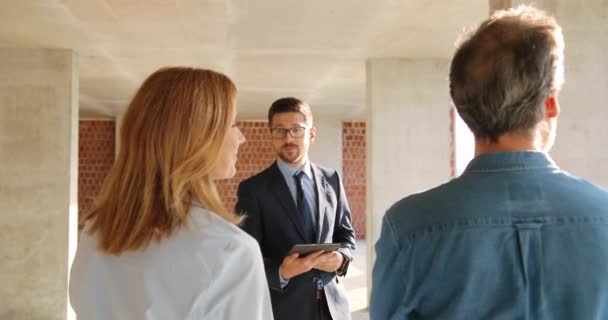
388, 183, 449, 211
384, 170, 608, 236
557, 169, 608, 192
311, 162, 339, 178
551, 170, 608, 210
238, 163, 276, 189
385, 179, 460, 230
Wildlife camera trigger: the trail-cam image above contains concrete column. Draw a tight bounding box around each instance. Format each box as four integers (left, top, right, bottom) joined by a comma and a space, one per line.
490, 0, 556, 14
549, 0, 608, 187
453, 105, 476, 176
365, 59, 452, 296
489, 0, 512, 12
309, 116, 343, 176
0, 48, 78, 320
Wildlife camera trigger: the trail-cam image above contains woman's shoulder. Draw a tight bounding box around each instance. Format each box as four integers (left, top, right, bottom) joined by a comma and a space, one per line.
187, 206, 258, 251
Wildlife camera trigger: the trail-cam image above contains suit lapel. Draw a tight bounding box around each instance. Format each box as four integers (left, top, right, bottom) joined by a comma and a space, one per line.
268, 162, 307, 241
312, 164, 327, 244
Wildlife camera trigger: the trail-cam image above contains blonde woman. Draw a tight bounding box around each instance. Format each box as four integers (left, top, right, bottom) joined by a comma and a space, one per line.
70, 67, 274, 320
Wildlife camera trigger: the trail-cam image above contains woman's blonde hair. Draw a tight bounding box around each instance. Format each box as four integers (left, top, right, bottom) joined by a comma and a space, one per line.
82, 67, 242, 255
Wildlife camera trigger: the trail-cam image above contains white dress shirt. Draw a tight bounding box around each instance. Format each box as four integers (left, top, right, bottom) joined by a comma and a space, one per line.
69, 205, 274, 320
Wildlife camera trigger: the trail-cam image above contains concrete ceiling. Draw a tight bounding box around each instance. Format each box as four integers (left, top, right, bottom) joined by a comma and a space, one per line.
0, 0, 488, 119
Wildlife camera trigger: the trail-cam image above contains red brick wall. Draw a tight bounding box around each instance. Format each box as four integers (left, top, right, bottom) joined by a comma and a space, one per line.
77, 119, 369, 240
77, 119, 273, 216
343, 121, 366, 239
217, 121, 276, 211
79, 120, 115, 215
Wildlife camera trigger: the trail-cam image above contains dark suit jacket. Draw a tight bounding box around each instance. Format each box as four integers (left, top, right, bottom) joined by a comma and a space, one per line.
236, 161, 356, 320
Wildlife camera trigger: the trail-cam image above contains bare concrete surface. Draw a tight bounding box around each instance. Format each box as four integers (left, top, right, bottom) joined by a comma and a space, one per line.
345, 239, 369, 320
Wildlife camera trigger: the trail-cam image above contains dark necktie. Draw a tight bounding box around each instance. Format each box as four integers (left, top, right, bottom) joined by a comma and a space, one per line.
294, 171, 315, 243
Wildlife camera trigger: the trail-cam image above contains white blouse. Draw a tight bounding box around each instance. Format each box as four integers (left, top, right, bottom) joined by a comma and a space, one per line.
69, 206, 274, 320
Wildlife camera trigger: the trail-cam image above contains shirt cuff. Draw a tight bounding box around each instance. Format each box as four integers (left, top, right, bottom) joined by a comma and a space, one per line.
336, 252, 351, 276
279, 270, 290, 288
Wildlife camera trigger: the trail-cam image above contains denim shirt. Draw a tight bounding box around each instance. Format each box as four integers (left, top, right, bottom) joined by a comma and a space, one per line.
371, 151, 608, 320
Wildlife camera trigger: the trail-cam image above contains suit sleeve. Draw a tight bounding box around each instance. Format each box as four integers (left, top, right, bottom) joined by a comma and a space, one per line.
236, 181, 284, 292
331, 171, 356, 262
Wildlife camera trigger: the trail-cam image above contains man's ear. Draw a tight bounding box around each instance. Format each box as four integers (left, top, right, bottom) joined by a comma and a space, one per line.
545, 93, 560, 118
309, 126, 316, 143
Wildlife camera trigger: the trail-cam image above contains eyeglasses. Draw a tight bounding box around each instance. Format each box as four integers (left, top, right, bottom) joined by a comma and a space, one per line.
270, 126, 307, 139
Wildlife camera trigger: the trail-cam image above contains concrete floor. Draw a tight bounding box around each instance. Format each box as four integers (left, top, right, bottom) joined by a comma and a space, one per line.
344, 239, 369, 320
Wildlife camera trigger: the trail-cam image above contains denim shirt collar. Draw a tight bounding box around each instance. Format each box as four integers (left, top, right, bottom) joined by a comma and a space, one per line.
464, 151, 559, 173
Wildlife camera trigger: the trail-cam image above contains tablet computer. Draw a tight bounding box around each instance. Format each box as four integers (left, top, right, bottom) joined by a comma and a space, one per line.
287, 243, 342, 256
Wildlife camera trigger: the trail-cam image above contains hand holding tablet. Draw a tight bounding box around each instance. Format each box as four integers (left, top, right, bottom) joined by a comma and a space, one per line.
287, 243, 342, 256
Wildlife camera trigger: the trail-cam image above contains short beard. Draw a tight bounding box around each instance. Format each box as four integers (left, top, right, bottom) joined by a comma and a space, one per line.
278, 152, 301, 164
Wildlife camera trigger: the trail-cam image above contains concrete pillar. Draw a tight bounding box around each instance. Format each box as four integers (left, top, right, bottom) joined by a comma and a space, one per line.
549, 0, 608, 187
453, 104, 476, 176
490, 0, 556, 14
309, 117, 343, 176
365, 59, 452, 297
489, 0, 512, 12
0, 48, 78, 319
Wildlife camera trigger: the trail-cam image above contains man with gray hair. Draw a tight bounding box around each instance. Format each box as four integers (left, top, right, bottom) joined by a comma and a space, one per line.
371, 6, 608, 319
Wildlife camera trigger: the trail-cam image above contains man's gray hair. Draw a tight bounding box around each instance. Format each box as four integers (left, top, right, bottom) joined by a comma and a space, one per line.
449, 5, 565, 142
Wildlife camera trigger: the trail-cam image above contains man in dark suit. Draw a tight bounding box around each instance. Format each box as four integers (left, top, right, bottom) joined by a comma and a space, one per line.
236, 97, 356, 320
